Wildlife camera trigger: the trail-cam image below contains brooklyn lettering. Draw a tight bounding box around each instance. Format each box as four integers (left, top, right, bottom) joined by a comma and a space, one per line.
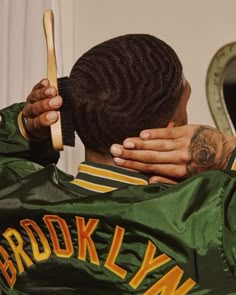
0, 215, 196, 294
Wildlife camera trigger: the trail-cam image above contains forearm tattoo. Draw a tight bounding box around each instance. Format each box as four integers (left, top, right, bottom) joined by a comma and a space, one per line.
186, 126, 234, 177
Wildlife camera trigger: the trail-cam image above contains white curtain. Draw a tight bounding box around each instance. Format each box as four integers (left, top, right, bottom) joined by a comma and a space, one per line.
0, 0, 62, 105
0, 0, 81, 175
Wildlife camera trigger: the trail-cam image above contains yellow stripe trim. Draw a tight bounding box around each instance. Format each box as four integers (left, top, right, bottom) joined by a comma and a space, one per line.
71, 179, 116, 193
79, 164, 148, 185
231, 159, 236, 171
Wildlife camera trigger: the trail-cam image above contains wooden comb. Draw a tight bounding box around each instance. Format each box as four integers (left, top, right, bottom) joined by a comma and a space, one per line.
43, 9, 63, 151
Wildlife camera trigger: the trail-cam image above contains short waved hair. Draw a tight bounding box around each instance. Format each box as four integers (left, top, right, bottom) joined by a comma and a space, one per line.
69, 34, 183, 155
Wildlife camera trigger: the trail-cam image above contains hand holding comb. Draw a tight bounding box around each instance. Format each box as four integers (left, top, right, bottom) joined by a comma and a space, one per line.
43, 9, 75, 151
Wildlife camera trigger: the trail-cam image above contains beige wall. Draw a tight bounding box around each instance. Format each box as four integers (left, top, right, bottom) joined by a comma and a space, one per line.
60, 0, 236, 125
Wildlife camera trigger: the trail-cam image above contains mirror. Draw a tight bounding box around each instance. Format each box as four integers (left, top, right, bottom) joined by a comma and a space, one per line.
223, 59, 236, 130
206, 42, 236, 135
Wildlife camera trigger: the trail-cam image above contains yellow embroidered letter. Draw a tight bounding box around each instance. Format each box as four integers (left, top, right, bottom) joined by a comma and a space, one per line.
43, 215, 74, 258
129, 240, 171, 289
0, 246, 17, 288
144, 265, 196, 295
3, 228, 33, 274
20, 219, 51, 262
104, 226, 127, 279
76, 217, 99, 265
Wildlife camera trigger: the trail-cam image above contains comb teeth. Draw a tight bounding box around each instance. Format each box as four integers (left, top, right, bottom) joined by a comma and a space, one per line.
57, 77, 75, 147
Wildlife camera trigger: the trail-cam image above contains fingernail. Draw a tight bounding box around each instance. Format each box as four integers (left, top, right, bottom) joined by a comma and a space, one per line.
45, 88, 54, 96
113, 157, 124, 165
140, 131, 150, 139
46, 111, 58, 121
110, 145, 122, 156
49, 96, 61, 107
124, 141, 135, 148
149, 177, 159, 184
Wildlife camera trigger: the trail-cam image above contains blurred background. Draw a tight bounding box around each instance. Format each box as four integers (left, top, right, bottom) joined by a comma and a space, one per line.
1, 0, 236, 175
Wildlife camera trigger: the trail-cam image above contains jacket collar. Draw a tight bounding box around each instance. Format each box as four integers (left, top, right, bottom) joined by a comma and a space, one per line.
70, 161, 148, 195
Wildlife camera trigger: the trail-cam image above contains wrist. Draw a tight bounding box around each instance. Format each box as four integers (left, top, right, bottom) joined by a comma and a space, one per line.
20, 112, 49, 142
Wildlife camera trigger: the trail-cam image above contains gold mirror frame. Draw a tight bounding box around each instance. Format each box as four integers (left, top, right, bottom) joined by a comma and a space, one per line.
206, 42, 236, 135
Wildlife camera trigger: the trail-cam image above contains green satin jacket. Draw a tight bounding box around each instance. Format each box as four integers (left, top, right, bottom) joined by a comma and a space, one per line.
0, 103, 235, 295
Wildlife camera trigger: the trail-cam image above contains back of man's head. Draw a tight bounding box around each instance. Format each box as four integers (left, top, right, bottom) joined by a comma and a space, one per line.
69, 34, 183, 156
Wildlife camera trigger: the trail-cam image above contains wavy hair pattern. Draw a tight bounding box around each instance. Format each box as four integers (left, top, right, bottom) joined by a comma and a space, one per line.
69, 34, 183, 155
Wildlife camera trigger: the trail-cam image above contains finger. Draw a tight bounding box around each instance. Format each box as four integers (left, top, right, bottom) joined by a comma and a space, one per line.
31, 111, 59, 130
23, 96, 62, 118
111, 145, 190, 164
139, 125, 189, 140
149, 176, 177, 184
113, 158, 187, 178
110, 144, 124, 156
32, 79, 49, 91
27, 86, 57, 103
123, 137, 183, 151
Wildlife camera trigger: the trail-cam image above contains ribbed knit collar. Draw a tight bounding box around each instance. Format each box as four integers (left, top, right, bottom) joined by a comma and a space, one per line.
69, 161, 148, 195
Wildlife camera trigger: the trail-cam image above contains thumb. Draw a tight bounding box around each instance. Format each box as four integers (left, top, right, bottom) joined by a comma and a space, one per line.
149, 175, 177, 185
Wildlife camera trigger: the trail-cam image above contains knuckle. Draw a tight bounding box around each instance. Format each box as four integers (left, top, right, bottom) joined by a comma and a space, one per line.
159, 141, 167, 150
39, 115, 47, 127
166, 129, 173, 138
135, 138, 144, 148
145, 151, 154, 163
143, 163, 154, 173
31, 91, 36, 99
42, 99, 50, 111
28, 93, 36, 104
23, 103, 34, 118
32, 119, 39, 130
30, 100, 49, 118
180, 152, 191, 162
173, 167, 183, 178
123, 150, 132, 159
174, 138, 182, 147
29, 105, 38, 117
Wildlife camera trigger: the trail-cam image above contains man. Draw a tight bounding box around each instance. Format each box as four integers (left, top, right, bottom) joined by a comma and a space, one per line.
0, 34, 236, 294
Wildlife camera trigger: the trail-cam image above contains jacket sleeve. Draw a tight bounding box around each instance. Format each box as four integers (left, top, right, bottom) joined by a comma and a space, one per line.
223, 172, 236, 279
0, 103, 59, 166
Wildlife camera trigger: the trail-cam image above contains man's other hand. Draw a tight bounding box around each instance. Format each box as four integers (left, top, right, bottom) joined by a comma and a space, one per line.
22, 79, 62, 140
110, 125, 236, 183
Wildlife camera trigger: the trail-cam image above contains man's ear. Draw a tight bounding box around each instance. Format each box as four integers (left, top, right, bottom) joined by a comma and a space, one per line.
167, 121, 175, 128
